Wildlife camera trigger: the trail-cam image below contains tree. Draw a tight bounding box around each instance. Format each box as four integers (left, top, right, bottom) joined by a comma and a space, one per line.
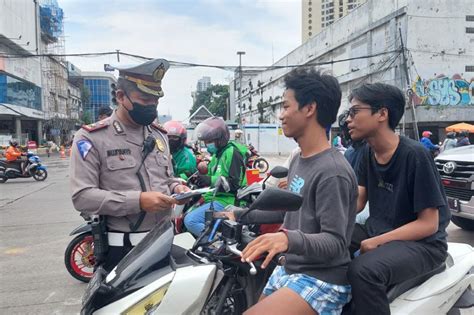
190, 84, 229, 119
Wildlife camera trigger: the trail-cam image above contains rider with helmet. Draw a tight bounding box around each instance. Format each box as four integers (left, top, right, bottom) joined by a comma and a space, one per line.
163, 120, 197, 180
184, 117, 248, 236
5, 140, 26, 175
420, 130, 439, 155
456, 131, 471, 147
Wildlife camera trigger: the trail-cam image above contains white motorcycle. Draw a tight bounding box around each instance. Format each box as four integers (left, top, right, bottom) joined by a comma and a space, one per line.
81, 180, 474, 315
81, 186, 302, 315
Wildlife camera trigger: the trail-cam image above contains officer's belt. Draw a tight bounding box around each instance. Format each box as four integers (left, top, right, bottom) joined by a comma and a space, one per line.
108, 231, 148, 247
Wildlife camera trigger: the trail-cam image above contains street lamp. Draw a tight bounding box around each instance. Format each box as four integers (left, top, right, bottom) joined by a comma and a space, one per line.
236, 51, 245, 124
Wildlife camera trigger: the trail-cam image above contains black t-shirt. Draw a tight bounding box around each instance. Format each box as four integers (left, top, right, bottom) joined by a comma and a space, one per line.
357, 136, 450, 244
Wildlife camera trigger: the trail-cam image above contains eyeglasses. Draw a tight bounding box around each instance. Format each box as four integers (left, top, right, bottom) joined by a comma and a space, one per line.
347, 106, 378, 118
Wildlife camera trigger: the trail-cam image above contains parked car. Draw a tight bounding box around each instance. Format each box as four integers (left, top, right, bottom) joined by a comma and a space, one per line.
435, 145, 474, 231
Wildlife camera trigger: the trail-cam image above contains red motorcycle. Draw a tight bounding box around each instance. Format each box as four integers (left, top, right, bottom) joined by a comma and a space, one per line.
246, 145, 269, 174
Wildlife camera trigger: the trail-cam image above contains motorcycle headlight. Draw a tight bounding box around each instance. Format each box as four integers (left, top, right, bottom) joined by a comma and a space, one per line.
122, 282, 171, 315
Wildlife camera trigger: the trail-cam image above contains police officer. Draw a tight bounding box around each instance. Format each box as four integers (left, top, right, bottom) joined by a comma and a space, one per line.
70, 59, 189, 272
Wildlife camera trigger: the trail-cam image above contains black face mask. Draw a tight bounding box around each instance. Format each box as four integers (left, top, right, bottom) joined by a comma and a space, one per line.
168, 139, 182, 154
124, 92, 158, 126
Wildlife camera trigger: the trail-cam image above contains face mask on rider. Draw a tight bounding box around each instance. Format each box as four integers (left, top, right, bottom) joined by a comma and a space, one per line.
124, 92, 158, 126
168, 139, 181, 154
206, 143, 218, 154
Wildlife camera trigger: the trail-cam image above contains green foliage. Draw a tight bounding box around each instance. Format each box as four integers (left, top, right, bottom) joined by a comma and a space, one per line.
190, 84, 229, 119
81, 111, 92, 125
81, 86, 90, 106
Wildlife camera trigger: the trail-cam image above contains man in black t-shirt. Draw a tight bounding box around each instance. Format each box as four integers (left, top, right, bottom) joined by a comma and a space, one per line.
345, 83, 450, 315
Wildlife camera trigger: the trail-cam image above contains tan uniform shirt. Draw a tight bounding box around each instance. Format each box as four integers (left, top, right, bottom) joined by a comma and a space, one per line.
70, 111, 181, 232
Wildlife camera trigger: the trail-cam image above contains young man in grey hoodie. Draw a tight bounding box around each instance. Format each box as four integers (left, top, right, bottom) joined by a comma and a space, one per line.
227, 68, 358, 315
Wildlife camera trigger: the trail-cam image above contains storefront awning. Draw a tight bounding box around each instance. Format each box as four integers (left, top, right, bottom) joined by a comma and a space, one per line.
0, 103, 45, 119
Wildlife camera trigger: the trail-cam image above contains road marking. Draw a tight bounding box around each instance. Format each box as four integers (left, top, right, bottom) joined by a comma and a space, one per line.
43, 292, 56, 303
4, 247, 26, 255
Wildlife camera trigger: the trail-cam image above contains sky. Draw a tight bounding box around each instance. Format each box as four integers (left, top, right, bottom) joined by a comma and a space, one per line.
58, 0, 302, 121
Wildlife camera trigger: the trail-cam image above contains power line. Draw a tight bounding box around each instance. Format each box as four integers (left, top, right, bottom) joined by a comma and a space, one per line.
0, 49, 402, 71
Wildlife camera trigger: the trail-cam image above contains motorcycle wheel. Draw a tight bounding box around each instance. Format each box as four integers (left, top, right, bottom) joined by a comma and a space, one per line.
64, 233, 95, 283
252, 158, 269, 174
32, 169, 47, 181
0, 174, 7, 183
202, 278, 247, 315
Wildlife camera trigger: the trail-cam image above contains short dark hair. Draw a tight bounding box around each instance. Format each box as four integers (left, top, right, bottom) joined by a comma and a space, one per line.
349, 83, 405, 130
98, 106, 112, 117
284, 68, 342, 128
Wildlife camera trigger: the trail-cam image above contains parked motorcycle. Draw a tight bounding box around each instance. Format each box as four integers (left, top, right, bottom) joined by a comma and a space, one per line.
0, 152, 47, 183
246, 144, 269, 174
64, 215, 95, 283
81, 184, 302, 315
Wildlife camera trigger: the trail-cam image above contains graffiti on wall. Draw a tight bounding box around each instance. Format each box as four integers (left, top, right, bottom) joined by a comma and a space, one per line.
411, 74, 474, 106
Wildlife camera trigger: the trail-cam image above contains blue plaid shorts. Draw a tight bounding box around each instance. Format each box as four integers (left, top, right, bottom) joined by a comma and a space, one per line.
263, 266, 351, 315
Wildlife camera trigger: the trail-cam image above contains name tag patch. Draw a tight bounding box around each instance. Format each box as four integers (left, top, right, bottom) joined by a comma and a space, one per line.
107, 149, 132, 157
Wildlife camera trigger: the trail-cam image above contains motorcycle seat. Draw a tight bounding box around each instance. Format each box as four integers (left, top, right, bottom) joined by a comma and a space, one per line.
386, 263, 446, 303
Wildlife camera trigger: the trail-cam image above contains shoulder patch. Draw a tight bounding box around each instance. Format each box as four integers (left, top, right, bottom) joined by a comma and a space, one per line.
77, 139, 93, 160
150, 122, 167, 134
82, 119, 110, 133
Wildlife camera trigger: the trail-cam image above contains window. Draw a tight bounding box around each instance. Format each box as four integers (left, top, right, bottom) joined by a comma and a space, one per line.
308, 13, 312, 18
309, 19, 312, 24
467, 27, 474, 33
309, 25, 312, 30
339, 0, 343, 5
309, 7, 312, 11
466, 65, 474, 72
465, 15, 474, 21
0, 74, 42, 110
309, 32, 312, 36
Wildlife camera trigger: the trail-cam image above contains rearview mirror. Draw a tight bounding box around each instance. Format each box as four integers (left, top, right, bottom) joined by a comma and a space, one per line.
269, 166, 288, 179
249, 187, 302, 212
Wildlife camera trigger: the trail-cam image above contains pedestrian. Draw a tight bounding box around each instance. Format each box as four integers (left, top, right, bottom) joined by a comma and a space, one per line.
70, 59, 190, 272
441, 132, 457, 152
456, 131, 471, 147
345, 83, 449, 315
97, 106, 113, 121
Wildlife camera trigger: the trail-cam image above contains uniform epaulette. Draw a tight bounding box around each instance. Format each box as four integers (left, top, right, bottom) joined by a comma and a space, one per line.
82, 119, 110, 133
151, 122, 167, 134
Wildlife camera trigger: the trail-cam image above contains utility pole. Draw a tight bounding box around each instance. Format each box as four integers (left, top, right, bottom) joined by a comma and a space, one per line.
237, 51, 246, 142
399, 28, 419, 141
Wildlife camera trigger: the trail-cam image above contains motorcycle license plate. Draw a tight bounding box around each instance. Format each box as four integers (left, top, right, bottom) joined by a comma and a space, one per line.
447, 197, 460, 212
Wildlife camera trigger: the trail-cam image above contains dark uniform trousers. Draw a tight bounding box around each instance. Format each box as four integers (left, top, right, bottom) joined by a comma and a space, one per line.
102, 235, 134, 272
347, 224, 447, 315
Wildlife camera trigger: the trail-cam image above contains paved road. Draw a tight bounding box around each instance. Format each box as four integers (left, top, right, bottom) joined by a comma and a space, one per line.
0, 154, 472, 314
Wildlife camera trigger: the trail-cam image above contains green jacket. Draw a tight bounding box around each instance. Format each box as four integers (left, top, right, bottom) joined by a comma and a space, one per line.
203, 141, 248, 206
172, 146, 197, 180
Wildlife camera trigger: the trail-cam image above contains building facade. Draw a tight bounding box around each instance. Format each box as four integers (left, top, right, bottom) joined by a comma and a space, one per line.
81, 72, 116, 122
0, 0, 43, 145
234, 0, 474, 142
302, 0, 366, 43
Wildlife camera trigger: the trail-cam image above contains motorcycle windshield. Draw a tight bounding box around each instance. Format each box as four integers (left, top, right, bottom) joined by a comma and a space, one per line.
107, 217, 174, 289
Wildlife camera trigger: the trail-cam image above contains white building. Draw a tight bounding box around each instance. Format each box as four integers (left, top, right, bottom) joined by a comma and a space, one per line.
197, 76, 211, 92
302, 0, 366, 43
232, 0, 474, 142
0, 0, 44, 144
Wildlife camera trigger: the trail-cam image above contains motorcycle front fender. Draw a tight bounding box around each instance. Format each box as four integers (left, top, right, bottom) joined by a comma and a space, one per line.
70, 222, 92, 236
